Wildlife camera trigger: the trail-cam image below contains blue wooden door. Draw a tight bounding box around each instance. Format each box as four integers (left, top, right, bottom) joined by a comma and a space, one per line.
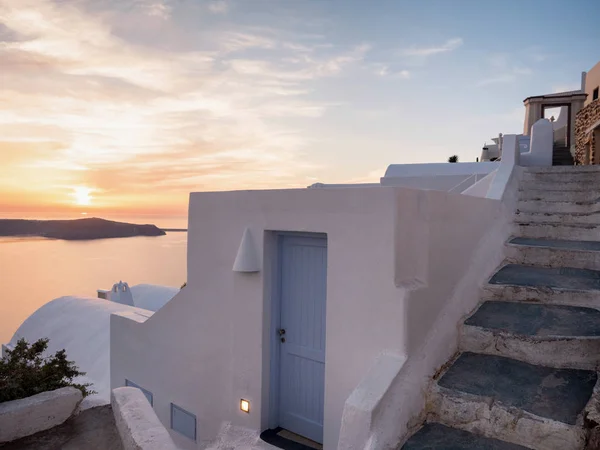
278, 234, 327, 443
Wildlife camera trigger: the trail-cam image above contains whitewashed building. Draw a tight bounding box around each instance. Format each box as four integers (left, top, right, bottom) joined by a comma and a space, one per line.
108, 114, 560, 450
3, 283, 178, 408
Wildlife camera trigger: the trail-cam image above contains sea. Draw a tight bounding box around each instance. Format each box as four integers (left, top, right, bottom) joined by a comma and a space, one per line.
0, 212, 188, 343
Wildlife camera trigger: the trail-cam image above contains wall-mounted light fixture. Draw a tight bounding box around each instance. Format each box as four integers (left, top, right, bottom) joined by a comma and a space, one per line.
232, 227, 260, 273
240, 399, 250, 413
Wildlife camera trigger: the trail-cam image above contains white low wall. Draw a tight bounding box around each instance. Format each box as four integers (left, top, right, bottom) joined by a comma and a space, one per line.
381, 162, 498, 192
112, 387, 178, 450
337, 164, 524, 449
0, 387, 82, 443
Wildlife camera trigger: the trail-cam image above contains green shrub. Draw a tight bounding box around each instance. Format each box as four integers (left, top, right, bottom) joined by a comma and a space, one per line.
0, 338, 95, 403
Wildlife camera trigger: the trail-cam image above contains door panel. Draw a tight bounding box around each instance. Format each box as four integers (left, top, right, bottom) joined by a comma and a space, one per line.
278, 235, 327, 444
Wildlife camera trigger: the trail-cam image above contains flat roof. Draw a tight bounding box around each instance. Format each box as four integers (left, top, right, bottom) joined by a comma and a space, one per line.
524, 90, 587, 102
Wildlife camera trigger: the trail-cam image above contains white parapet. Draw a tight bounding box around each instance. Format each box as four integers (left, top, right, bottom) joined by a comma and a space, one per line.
521, 119, 554, 167
338, 352, 407, 450
111, 387, 178, 450
0, 387, 83, 443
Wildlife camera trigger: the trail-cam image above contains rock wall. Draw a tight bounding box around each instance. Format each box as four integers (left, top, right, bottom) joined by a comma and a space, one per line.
0, 387, 82, 443
575, 100, 600, 164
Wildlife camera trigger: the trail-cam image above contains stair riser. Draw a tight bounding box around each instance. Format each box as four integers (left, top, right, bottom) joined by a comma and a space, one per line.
505, 245, 600, 269
526, 166, 600, 174
521, 181, 598, 191
517, 200, 597, 214
518, 190, 599, 202
460, 325, 600, 370
515, 211, 600, 225
482, 284, 600, 308
523, 173, 600, 183
428, 386, 585, 450
514, 223, 600, 240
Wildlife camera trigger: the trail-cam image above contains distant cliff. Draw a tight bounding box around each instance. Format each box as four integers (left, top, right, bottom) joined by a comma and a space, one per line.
0, 218, 166, 240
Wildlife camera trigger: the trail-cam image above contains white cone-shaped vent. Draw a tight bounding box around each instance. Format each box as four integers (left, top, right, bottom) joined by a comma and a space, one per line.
233, 227, 260, 273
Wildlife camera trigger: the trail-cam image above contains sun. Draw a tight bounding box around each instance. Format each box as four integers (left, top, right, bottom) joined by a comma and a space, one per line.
73, 187, 93, 206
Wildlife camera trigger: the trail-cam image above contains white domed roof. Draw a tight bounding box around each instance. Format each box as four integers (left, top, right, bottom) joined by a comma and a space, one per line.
5, 296, 152, 408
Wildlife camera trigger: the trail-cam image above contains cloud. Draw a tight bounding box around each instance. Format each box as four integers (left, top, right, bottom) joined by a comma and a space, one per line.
0, 0, 370, 212
476, 55, 532, 87
227, 43, 370, 80
372, 64, 410, 79
552, 84, 581, 93
476, 74, 519, 87
143, 1, 171, 19
219, 31, 276, 52
208, 0, 229, 14
399, 37, 463, 57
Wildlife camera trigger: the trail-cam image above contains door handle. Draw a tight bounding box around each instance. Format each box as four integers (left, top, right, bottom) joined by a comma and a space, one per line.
278, 328, 286, 336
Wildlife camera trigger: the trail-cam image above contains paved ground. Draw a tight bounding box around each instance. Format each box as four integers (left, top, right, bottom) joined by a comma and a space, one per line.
0, 405, 123, 450
490, 264, 600, 291
438, 353, 597, 425
465, 301, 600, 336
402, 423, 531, 449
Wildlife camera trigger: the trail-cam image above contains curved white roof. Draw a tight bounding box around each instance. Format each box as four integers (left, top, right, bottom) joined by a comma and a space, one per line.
6, 296, 152, 408
130, 284, 179, 311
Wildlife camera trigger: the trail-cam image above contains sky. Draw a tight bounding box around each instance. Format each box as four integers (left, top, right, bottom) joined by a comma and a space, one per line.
1, 0, 599, 216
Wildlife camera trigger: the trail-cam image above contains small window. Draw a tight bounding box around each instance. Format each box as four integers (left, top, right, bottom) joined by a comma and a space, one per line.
125, 379, 153, 406
171, 403, 196, 441
594, 87, 599, 101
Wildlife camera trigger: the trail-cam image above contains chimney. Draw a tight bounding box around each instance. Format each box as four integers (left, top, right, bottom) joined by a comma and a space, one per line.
108, 281, 134, 306
581, 71, 587, 92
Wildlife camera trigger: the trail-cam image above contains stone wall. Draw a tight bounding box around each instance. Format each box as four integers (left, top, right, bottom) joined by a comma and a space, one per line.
575, 100, 600, 164
0, 387, 82, 443
111, 387, 177, 450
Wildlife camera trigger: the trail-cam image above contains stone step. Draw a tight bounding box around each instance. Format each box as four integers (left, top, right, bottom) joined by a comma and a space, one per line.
553, 158, 575, 166
513, 221, 600, 240
490, 263, 600, 291
401, 422, 531, 449
505, 237, 600, 269
460, 301, 600, 369
526, 165, 600, 174
429, 353, 596, 450
520, 179, 598, 191
515, 210, 600, 225
482, 283, 600, 308
517, 199, 600, 214
523, 171, 600, 183
517, 188, 599, 203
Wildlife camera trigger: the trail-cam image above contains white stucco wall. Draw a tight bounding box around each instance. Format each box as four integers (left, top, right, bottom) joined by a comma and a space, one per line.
338, 165, 523, 449
129, 284, 180, 312
111, 185, 511, 449
585, 61, 600, 107
521, 119, 554, 167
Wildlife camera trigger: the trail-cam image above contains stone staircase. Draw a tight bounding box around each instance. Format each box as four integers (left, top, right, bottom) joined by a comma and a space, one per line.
401, 166, 600, 450
553, 145, 575, 166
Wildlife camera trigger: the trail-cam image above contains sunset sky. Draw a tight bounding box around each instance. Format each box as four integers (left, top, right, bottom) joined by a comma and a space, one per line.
1, 0, 599, 216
